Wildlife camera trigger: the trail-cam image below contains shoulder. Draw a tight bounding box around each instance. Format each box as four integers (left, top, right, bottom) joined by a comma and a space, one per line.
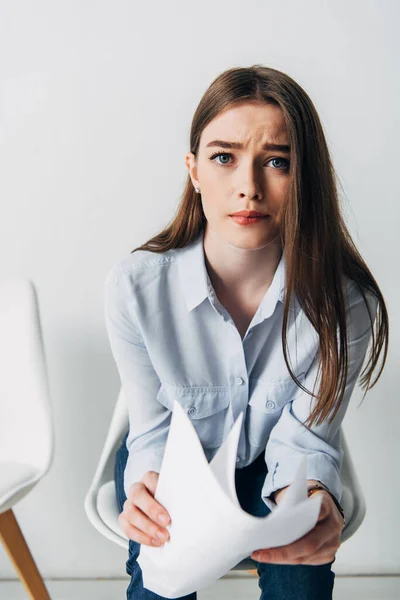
104, 247, 177, 289
344, 276, 378, 310
103, 246, 182, 331
342, 276, 379, 340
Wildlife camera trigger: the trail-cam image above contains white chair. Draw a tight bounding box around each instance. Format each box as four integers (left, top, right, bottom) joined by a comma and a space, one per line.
0, 278, 54, 599
85, 387, 366, 573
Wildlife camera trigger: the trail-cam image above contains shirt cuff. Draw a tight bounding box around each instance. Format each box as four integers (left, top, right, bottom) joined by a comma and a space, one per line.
123, 445, 166, 499
261, 452, 343, 512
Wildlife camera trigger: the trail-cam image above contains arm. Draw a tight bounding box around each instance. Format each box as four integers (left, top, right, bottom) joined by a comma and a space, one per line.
104, 266, 171, 498
262, 281, 378, 512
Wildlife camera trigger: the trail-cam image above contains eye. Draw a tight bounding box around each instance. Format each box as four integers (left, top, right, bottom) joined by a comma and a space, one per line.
269, 157, 290, 170
208, 152, 290, 170
209, 152, 233, 165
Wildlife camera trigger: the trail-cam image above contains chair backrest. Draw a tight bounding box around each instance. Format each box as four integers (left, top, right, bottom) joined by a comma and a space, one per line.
339, 429, 366, 542
87, 387, 129, 495
84, 387, 129, 545
0, 277, 53, 474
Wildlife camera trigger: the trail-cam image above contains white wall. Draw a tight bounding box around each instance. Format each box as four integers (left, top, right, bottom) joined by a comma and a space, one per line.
0, 0, 398, 579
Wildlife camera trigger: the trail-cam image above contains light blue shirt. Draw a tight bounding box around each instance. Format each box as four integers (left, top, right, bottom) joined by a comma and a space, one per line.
104, 229, 377, 510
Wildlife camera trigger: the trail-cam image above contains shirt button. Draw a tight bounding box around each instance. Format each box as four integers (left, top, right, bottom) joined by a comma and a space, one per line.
236, 457, 240, 463
266, 401, 275, 409
235, 377, 244, 385
187, 406, 197, 416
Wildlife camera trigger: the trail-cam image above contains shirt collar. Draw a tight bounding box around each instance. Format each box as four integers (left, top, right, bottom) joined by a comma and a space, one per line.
176, 229, 286, 320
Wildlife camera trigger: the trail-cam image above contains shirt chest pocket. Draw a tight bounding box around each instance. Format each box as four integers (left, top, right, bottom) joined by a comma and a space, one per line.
246, 372, 306, 447
156, 383, 231, 449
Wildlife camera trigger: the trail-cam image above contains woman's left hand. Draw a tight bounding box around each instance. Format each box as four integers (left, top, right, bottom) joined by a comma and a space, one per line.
251, 490, 344, 565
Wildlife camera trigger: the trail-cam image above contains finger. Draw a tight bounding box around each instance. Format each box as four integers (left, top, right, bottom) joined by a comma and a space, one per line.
252, 547, 336, 565
129, 480, 171, 527
140, 470, 159, 495
118, 512, 165, 547
140, 472, 171, 525
252, 528, 338, 565
254, 523, 326, 562
286, 550, 337, 566
123, 500, 170, 543
299, 551, 336, 566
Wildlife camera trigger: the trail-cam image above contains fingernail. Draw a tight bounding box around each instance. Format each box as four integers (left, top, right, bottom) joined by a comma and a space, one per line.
158, 514, 169, 525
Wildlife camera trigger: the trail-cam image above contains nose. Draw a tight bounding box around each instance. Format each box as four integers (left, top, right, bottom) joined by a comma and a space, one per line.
238, 188, 263, 203
237, 164, 264, 201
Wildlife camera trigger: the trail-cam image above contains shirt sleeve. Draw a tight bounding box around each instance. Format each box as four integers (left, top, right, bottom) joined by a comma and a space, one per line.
104, 266, 172, 498
261, 281, 378, 512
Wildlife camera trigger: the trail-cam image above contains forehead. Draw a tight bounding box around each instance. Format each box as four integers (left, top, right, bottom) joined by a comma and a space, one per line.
201, 101, 288, 145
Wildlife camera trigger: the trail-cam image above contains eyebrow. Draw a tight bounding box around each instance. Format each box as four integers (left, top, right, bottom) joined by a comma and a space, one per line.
205, 139, 291, 153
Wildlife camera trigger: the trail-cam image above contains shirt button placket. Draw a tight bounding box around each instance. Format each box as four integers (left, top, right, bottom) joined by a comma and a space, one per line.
234, 377, 245, 464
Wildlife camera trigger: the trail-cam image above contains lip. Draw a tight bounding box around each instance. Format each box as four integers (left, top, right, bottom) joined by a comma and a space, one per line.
230, 214, 269, 226
230, 210, 269, 217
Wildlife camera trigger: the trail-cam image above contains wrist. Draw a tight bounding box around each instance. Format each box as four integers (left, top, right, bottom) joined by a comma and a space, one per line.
273, 480, 321, 503
307, 483, 346, 528
272, 485, 289, 503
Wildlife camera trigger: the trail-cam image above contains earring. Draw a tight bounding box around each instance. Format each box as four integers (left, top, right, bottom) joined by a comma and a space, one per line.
195, 187, 200, 193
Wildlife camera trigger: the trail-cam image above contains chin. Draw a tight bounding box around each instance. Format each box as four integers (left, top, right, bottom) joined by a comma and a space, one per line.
225, 232, 276, 251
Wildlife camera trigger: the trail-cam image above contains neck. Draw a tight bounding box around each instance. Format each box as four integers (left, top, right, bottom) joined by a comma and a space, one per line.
202, 225, 282, 299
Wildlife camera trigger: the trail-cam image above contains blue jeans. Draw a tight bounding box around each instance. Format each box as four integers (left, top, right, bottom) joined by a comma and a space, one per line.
114, 432, 336, 599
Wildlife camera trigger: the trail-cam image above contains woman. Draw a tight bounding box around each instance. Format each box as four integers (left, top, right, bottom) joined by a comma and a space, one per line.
105, 65, 389, 599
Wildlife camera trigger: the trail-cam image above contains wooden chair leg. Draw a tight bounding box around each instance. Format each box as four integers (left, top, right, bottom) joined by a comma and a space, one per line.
0, 508, 51, 600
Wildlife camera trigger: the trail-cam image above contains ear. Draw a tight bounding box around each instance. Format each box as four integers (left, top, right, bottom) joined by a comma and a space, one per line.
185, 152, 199, 190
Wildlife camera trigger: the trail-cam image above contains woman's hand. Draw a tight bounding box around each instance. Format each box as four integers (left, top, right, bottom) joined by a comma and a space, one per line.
251, 488, 344, 565
118, 471, 171, 548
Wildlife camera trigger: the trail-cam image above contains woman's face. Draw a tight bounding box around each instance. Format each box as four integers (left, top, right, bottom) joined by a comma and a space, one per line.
185, 101, 291, 250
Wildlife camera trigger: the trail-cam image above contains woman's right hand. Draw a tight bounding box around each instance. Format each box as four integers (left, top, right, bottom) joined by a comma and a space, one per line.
118, 471, 171, 547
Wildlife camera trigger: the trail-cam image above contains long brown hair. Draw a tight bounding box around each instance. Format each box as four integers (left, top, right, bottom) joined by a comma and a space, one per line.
130, 65, 389, 429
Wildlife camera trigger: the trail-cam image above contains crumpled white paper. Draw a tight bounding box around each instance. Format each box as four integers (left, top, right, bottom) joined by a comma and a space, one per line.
137, 399, 323, 598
